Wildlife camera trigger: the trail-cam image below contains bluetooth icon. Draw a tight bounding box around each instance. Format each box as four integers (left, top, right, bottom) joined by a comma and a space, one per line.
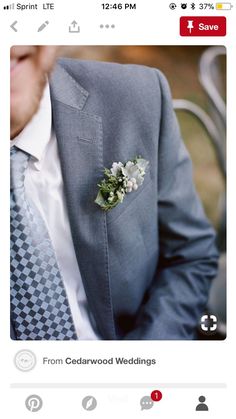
191, 2, 196, 9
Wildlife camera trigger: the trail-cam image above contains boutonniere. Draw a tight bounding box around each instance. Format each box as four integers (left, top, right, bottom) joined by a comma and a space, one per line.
95, 156, 149, 211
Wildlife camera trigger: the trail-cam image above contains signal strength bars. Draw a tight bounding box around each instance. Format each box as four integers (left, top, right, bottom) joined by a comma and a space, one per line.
3, 3, 15, 9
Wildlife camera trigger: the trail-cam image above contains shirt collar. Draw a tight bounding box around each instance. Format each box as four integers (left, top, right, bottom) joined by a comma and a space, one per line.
10, 83, 52, 169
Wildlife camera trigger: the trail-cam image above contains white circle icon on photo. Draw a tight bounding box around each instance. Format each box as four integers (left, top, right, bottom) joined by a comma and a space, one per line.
25, 395, 43, 412
14, 350, 36, 372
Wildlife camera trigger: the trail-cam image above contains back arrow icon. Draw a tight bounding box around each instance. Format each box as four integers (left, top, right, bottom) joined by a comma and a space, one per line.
10, 21, 18, 32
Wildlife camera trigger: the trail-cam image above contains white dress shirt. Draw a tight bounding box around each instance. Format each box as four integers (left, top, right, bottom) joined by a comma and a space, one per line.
11, 85, 101, 340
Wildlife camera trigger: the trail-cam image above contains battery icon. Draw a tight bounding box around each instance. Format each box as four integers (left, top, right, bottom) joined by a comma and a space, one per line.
216, 3, 233, 9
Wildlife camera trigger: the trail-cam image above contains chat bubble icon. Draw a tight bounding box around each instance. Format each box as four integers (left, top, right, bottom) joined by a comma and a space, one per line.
140, 395, 154, 410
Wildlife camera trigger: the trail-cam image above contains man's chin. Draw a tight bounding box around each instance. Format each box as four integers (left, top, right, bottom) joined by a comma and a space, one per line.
10, 119, 25, 140
10, 107, 35, 140
10, 84, 45, 139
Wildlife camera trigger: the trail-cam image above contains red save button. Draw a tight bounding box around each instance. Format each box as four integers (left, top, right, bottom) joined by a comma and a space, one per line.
180, 16, 226, 36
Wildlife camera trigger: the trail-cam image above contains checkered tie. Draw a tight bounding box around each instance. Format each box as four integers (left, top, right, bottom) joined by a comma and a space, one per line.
10, 147, 77, 340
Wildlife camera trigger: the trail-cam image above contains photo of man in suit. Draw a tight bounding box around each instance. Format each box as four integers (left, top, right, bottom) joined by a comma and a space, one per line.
10, 46, 219, 340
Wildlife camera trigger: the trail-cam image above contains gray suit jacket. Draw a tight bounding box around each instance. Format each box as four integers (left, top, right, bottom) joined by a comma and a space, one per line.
11, 59, 218, 340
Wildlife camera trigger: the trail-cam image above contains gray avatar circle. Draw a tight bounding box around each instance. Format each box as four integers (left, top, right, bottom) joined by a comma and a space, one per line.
14, 350, 36, 372
82, 396, 97, 411
25, 395, 43, 412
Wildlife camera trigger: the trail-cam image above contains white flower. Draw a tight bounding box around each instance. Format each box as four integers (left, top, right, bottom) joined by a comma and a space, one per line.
136, 158, 149, 172
122, 161, 145, 187
111, 162, 124, 176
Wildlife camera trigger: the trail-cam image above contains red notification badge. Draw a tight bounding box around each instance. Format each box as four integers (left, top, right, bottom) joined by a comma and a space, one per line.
151, 390, 163, 402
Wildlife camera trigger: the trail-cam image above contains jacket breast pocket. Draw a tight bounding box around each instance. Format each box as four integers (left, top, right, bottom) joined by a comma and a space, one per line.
106, 169, 152, 225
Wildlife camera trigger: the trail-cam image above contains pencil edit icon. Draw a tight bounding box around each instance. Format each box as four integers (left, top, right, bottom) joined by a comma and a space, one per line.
37, 21, 49, 32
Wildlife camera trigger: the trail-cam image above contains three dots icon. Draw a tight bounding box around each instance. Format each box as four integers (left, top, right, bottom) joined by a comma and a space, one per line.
100, 24, 116, 29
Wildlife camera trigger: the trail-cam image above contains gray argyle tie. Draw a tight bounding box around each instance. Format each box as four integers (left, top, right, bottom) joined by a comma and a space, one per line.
10, 146, 77, 340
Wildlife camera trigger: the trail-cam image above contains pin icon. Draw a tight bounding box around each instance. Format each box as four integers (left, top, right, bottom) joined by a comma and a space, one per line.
187, 20, 194, 33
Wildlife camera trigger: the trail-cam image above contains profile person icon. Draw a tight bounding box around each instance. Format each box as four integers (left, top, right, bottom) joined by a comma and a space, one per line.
196, 396, 209, 411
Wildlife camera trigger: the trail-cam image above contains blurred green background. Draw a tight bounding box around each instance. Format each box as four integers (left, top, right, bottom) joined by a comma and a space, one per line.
60, 46, 226, 229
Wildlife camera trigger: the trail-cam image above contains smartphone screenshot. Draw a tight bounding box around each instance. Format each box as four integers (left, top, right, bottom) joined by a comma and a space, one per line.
0, 0, 235, 417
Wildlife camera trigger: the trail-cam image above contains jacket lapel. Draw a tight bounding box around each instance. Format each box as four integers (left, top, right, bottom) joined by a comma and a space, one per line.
49, 63, 116, 339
